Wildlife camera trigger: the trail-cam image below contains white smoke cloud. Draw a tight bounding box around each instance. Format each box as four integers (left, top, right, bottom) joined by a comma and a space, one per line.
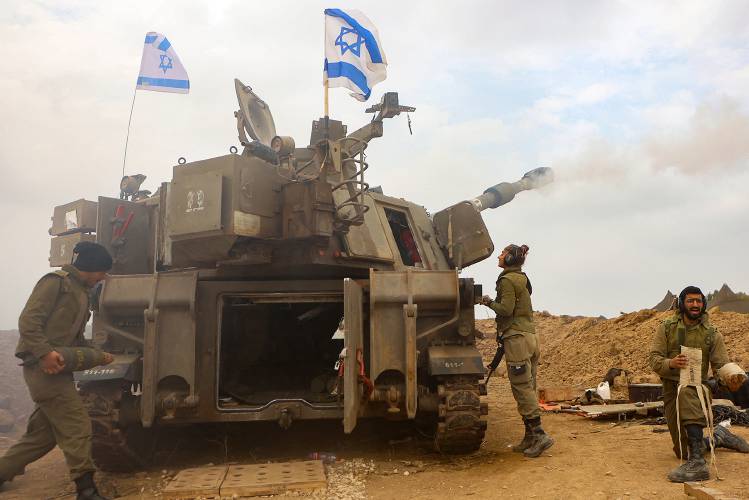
646, 97, 749, 174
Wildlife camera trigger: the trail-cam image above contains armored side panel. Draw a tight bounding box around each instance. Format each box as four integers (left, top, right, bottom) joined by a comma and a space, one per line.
50, 198, 98, 236
427, 345, 485, 376
49, 232, 96, 266
97, 271, 198, 427
96, 197, 153, 275
166, 154, 284, 266
337, 193, 395, 263
369, 269, 460, 418
348, 193, 450, 271
433, 201, 494, 268
343, 278, 364, 433
281, 180, 336, 239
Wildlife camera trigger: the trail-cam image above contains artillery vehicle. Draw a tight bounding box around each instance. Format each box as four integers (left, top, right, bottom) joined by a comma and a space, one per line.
48, 80, 553, 469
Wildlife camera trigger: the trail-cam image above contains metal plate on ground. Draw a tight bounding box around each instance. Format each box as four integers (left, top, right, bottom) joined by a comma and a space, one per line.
162, 466, 228, 499
220, 461, 327, 497
579, 401, 663, 416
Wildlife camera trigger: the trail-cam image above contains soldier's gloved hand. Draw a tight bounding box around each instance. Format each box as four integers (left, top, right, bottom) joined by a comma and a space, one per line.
481, 295, 493, 306
102, 352, 114, 365
40, 351, 66, 375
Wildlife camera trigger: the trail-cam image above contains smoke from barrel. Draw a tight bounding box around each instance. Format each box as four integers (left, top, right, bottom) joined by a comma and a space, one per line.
469, 167, 554, 211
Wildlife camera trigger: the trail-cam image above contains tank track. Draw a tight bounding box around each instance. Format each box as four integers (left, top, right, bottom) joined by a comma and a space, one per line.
80, 381, 153, 471
90, 415, 151, 472
434, 375, 487, 453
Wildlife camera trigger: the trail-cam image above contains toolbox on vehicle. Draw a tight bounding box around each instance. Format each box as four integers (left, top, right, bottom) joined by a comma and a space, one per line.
49, 232, 96, 266
50, 199, 98, 236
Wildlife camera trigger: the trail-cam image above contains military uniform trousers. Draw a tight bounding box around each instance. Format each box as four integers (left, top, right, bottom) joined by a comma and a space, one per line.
0, 366, 95, 481
662, 379, 712, 459
502, 329, 541, 420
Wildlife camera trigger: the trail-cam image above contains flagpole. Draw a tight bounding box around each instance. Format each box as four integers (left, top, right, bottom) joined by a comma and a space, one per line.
323, 12, 330, 141
324, 77, 329, 118
121, 88, 138, 179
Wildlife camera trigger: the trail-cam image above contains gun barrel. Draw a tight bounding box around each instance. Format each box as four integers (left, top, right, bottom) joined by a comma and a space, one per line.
469, 167, 554, 211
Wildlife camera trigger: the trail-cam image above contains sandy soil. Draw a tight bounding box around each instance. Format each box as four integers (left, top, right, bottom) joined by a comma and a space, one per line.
2, 382, 748, 500
1, 311, 748, 500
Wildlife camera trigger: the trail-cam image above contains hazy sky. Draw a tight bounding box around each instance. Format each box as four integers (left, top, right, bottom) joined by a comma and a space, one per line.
1, 1, 748, 328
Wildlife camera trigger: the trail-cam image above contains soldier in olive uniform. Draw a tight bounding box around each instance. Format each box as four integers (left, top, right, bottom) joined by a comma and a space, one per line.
481, 244, 554, 458
648, 285, 749, 483
0, 242, 114, 500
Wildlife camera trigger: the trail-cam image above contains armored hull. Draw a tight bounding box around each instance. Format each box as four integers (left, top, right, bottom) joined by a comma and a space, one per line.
50, 85, 552, 469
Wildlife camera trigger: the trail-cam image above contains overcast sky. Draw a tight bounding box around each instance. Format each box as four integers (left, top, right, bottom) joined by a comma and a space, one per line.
1, 1, 748, 328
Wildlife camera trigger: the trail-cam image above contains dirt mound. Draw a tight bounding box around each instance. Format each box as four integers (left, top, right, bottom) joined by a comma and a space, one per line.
476, 309, 749, 389
652, 291, 676, 311
650, 284, 749, 313
708, 284, 749, 313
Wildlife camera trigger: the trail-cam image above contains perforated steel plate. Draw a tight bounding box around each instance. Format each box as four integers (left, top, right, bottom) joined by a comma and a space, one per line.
162, 466, 227, 499
220, 460, 327, 497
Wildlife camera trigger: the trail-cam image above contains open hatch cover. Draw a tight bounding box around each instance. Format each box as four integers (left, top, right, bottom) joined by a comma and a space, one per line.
234, 78, 277, 147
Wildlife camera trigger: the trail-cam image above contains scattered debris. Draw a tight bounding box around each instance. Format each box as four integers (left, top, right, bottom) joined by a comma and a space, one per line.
712, 405, 749, 426
311, 458, 375, 500
307, 452, 337, 464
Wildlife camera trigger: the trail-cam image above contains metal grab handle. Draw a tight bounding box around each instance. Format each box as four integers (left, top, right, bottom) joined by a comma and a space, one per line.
332, 136, 370, 231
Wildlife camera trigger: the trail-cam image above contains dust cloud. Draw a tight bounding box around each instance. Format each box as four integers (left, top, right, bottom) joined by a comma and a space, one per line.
552, 97, 749, 183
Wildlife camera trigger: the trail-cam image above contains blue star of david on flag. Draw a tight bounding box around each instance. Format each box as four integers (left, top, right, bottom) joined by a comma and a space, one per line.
136, 32, 190, 94
159, 54, 173, 74
324, 9, 387, 101
335, 26, 364, 57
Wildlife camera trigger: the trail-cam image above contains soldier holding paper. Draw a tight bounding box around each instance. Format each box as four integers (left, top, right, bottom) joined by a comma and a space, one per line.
648, 285, 749, 483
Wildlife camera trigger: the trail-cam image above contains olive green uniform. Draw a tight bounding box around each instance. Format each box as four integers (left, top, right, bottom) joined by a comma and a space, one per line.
648, 313, 729, 458
487, 266, 540, 420
0, 265, 99, 482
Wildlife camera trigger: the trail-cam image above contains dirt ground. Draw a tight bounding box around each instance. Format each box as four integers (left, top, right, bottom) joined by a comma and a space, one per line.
1, 382, 748, 500
2, 333, 749, 500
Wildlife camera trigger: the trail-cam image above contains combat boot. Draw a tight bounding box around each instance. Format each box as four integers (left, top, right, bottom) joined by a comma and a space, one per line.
667, 425, 709, 483
522, 417, 554, 458
74, 472, 110, 500
512, 419, 534, 452
706, 425, 749, 453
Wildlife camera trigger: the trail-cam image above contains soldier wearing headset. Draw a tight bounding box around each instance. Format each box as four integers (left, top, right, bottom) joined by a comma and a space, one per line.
481, 244, 554, 458
648, 285, 749, 483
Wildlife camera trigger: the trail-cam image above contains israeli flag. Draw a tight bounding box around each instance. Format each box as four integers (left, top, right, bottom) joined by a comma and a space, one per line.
324, 9, 387, 102
136, 32, 189, 94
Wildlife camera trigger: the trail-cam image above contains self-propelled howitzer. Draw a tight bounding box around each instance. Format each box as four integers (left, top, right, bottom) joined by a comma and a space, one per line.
47, 81, 553, 470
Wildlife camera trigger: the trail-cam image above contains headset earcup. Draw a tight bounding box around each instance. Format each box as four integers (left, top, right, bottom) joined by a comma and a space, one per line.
504, 253, 514, 266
